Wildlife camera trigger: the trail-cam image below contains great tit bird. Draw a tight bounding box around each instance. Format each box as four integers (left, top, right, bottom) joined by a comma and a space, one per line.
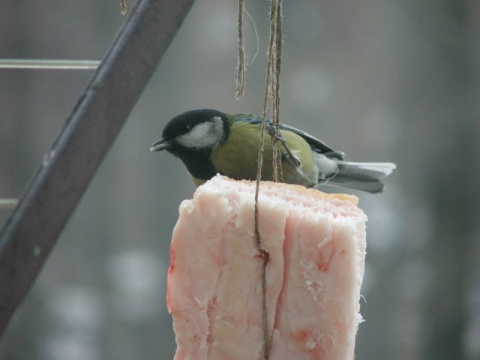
150, 109, 396, 193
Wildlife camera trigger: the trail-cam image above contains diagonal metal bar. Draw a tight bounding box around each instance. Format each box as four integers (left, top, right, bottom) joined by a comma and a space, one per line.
0, 0, 195, 337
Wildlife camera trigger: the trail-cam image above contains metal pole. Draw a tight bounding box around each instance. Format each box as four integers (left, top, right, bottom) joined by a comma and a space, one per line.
0, 0, 195, 337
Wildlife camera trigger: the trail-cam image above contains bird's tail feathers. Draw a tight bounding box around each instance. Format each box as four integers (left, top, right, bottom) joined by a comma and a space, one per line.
328, 161, 396, 193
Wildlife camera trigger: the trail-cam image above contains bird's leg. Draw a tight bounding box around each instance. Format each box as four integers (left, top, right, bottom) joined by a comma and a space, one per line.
266, 124, 301, 167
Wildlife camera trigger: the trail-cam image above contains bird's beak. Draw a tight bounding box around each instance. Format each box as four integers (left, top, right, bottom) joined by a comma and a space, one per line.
150, 138, 172, 152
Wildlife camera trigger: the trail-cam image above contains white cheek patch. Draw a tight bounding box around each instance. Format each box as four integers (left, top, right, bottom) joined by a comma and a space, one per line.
176, 116, 224, 149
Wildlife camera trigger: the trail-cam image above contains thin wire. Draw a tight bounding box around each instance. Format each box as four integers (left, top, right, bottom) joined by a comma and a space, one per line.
243, 8, 260, 66
0, 59, 100, 70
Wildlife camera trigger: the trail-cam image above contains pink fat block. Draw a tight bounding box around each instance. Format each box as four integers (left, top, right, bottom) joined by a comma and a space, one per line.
167, 175, 367, 360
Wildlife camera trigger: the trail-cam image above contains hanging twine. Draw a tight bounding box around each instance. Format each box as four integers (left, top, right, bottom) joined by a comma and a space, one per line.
236, 0, 246, 99
251, 1, 284, 359
255, 0, 284, 202
236, 1, 284, 358
236, 2, 260, 99
267, 0, 283, 182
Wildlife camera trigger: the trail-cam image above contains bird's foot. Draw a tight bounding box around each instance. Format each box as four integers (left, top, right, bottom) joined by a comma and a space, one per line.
266, 124, 301, 167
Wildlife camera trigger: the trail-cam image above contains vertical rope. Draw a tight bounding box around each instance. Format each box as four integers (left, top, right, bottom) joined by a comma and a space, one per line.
236, 0, 284, 356
236, 0, 246, 99
270, 0, 283, 182
253, 1, 283, 358
120, 0, 127, 15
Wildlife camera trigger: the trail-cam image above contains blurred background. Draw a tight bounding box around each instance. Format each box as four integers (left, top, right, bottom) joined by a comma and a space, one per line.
1, 0, 479, 359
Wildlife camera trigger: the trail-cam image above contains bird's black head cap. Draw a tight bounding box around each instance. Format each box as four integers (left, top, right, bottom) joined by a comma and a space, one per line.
162, 109, 229, 143
153, 109, 229, 181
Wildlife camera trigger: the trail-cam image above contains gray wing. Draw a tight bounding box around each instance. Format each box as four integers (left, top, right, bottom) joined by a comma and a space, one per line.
233, 114, 341, 156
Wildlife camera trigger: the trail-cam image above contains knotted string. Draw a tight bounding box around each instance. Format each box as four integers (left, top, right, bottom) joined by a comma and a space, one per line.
241, 1, 284, 358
